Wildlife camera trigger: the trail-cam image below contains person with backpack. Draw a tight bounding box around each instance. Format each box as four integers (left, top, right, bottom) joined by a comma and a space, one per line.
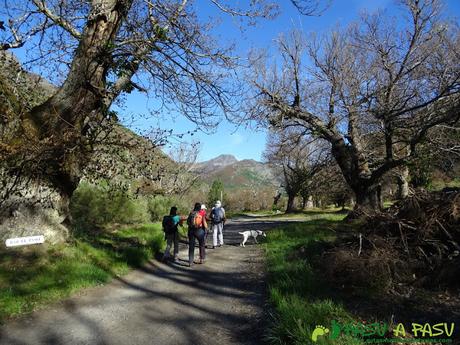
161, 206, 182, 262
187, 202, 207, 267
211, 200, 226, 248
200, 204, 211, 248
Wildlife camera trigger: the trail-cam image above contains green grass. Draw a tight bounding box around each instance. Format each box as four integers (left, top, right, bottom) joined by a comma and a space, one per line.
429, 178, 460, 191
0, 223, 165, 323
383, 200, 395, 208
264, 211, 363, 345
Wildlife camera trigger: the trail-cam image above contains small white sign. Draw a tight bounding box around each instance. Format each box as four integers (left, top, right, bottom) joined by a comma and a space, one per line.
5, 235, 45, 247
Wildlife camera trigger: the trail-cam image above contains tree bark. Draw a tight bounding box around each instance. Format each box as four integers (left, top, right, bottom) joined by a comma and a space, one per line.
396, 167, 410, 200
330, 136, 384, 214
286, 193, 296, 213
1, 0, 133, 242
353, 183, 383, 213
26, 0, 132, 192
349, 196, 355, 208
273, 190, 281, 206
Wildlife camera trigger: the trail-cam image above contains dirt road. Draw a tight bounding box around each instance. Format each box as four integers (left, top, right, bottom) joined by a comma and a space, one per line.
0, 217, 291, 345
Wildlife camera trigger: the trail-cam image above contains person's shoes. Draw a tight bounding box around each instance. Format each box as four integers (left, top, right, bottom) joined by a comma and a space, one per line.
198, 259, 205, 264
188, 262, 194, 267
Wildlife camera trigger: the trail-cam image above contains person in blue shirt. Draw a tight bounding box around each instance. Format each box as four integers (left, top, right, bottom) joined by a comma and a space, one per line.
162, 206, 182, 262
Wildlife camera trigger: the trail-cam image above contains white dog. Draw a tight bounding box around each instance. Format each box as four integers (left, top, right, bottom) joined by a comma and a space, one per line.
238, 230, 266, 247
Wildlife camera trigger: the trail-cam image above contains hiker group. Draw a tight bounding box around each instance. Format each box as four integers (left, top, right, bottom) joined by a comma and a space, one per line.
161, 200, 226, 267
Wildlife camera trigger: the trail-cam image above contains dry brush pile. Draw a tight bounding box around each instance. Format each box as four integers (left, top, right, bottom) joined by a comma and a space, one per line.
322, 188, 460, 295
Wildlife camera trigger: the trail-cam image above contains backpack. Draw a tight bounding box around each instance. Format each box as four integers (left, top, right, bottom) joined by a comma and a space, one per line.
211, 207, 224, 223
187, 211, 203, 229
162, 215, 176, 234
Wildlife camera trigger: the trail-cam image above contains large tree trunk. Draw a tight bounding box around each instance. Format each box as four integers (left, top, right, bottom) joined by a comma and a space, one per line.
0, 0, 133, 244
349, 196, 355, 209
286, 193, 296, 213
353, 183, 383, 213
273, 190, 282, 207
28, 0, 132, 191
301, 195, 314, 209
330, 136, 384, 216
301, 196, 307, 209
396, 167, 410, 200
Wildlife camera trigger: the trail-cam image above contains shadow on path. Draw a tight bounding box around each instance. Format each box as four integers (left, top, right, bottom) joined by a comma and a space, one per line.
0, 217, 295, 345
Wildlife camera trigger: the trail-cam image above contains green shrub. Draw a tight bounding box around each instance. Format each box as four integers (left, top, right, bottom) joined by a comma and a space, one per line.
70, 182, 150, 228
147, 195, 190, 221
70, 181, 194, 230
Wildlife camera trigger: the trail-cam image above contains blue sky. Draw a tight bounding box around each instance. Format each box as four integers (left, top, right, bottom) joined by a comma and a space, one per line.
118, 0, 460, 162
7, 0, 460, 162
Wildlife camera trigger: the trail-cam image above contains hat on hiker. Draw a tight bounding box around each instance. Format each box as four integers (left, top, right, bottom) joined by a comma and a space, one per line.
201, 204, 207, 210
215, 200, 221, 207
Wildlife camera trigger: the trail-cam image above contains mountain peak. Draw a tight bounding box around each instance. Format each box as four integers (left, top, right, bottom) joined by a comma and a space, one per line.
194, 154, 238, 175
209, 154, 238, 165
193, 154, 279, 190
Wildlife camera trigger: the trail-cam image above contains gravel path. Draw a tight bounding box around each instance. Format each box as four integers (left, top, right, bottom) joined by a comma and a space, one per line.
0, 217, 294, 345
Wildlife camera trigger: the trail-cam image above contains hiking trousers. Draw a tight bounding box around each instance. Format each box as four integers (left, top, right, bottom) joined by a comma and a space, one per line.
163, 232, 179, 260
212, 222, 224, 247
188, 228, 206, 264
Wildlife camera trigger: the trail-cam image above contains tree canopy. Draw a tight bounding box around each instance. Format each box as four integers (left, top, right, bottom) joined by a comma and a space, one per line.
246, 0, 460, 212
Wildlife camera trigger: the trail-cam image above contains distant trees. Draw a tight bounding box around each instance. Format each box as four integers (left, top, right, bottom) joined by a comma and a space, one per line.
407, 123, 460, 189
208, 179, 225, 206
247, 0, 460, 214
264, 128, 330, 212
224, 187, 274, 212
162, 142, 201, 196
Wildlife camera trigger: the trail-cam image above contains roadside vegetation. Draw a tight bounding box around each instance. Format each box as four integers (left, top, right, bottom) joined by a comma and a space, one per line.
263, 210, 364, 344
0, 182, 187, 323
0, 223, 164, 323
263, 195, 460, 345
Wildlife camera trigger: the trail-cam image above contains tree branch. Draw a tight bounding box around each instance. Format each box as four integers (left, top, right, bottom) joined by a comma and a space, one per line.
32, 0, 82, 39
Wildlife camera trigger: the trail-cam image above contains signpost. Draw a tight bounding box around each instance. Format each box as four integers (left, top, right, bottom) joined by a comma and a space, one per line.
5, 235, 45, 247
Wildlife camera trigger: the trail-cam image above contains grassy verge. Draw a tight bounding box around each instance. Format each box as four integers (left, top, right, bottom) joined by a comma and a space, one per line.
0, 223, 164, 323
264, 211, 363, 345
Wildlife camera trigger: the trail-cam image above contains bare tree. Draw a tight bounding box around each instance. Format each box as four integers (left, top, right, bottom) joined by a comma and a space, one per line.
162, 141, 201, 196
264, 128, 328, 213
406, 122, 460, 190
248, 0, 460, 215
290, 0, 331, 16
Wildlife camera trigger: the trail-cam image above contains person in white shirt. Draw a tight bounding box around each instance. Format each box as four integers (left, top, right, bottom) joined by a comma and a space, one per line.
210, 200, 226, 248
